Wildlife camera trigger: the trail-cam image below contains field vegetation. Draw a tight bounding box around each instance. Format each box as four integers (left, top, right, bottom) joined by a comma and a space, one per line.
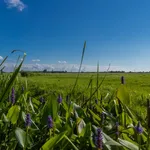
0, 48, 150, 150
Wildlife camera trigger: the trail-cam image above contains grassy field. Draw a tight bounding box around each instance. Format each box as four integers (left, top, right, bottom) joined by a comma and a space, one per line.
21, 72, 150, 116
23, 72, 150, 92
1, 68, 150, 149
23, 72, 150, 98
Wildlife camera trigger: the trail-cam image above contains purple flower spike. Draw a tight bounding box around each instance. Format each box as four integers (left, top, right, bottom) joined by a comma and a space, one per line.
95, 128, 103, 149
57, 94, 62, 104
135, 121, 143, 134
25, 114, 31, 127
11, 87, 15, 105
48, 115, 53, 129
121, 76, 125, 84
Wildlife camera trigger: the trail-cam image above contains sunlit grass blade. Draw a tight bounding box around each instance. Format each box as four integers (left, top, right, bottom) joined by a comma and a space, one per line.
0, 56, 8, 67
97, 61, 99, 99
0, 66, 5, 73
71, 41, 86, 94
13, 55, 21, 71
0, 52, 26, 103
82, 64, 111, 107
64, 135, 79, 150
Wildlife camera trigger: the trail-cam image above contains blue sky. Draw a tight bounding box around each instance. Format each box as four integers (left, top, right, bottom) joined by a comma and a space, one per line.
1, 0, 150, 71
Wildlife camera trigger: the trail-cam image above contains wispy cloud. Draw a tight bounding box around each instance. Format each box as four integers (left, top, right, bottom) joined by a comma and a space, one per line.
32, 59, 41, 62
0, 56, 3, 60
4, 0, 27, 11
58, 61, 67, 64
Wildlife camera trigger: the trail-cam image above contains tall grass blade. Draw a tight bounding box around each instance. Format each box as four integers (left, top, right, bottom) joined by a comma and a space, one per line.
0, 56, 8, 67
82, 64, 111, 107
97, 61, 99, 99
0, 52, 26, 103
14, 55, 21, 71
71, 41, 86, 94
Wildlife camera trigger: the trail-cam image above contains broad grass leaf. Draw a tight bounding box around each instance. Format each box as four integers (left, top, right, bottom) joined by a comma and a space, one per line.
118, 138, 138, 150
77, 119, 86, 135
64, 135, 79, 150
73, 103, 85, 118
83, 122, 91, 137
94, 104, 102, 113
60, 123, 76, 149
41, 95, 58, 125
2, 113, 9, 123
7, 105, 20, 124
29, 97, 35, 113
15, 127, 26, 148
88, 109, 101, 121
122, 104, 137, 122
41, 131, 66, 150
122, 133, 139, 146
117, 85, 130, 105
103, 132, 122, 146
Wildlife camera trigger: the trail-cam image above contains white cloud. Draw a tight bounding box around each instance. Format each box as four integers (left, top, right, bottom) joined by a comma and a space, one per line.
58, 61, 67, 64
32, 59, 41, 62
1, 61, 150, 72
4, 0, 27, 11
1, 61, 130, 72
0, 56, 3, 60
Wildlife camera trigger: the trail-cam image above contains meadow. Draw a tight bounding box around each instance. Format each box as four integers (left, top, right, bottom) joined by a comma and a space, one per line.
24, 72, 150, 94
22, 72, 150, 115
0, 51, 150, 150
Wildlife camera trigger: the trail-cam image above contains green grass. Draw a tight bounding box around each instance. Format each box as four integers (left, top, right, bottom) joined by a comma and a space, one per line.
22, 72, 150, 94
21, 72, 150, 118
1, 49, 150, 149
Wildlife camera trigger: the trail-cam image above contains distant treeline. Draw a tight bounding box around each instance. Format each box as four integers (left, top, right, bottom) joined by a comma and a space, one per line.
19, 69, 150, 77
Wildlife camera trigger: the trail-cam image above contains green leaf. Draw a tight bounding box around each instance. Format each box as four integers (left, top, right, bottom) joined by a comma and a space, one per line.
122, 133, 139, 146
103, 132, 122, 146
123, 104, 137, 122
71, 41, 86, 93
94, 104, 102, 113
7, 105, 20, 124
2, 113, 9, 123
73, 103, 85, 118
77, 119, 86, 135
29, 97, 35, 113
83, 122, 91, 138
41, 94, 58, 125
64, 135, 79, 150
0, 53, 26, 103
15, 127, 26, 148
118, 138, 139, 150
88, 109, 101, 121
41, 131, 66, 150
0, 56, 8, 67
117, 85, 130, 105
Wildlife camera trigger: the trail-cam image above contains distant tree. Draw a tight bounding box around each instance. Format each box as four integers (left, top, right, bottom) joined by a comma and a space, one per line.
43, 69, 47, 73
20, 71, 28, 77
